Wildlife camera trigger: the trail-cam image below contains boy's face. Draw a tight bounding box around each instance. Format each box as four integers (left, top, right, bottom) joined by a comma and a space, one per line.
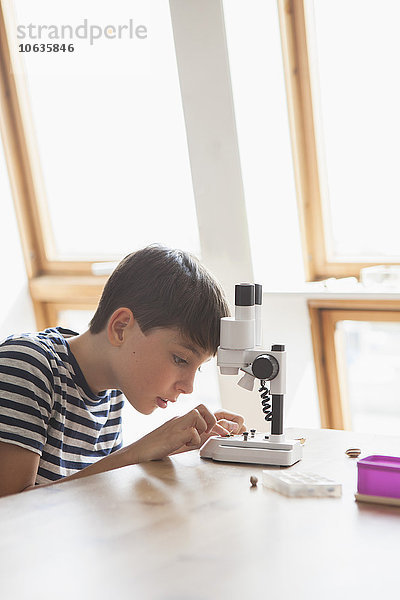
111, 316, 211, 414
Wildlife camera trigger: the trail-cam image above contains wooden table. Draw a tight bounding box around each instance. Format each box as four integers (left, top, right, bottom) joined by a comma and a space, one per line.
1, 427, 399, 600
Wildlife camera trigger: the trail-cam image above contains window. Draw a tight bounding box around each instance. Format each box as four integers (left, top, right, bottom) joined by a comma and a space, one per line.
2, 0, 251, 329
281, 0, 400, 280
12, 0, 200, 264
309, 299, 400, 431
1, 0, 252, 428
310, 0, 400, 264
1, 0, 203, 329
339, 319, 400, 434
281, 0, 400, 433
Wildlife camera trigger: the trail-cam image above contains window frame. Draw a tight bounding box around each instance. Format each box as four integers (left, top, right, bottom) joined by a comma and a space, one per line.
0, 1, 99, 277
278, 0, 400, 281
0, 0, 254, 330
308, 298, 400, 429
4, 0, 399, 288
0, 0, 106, 330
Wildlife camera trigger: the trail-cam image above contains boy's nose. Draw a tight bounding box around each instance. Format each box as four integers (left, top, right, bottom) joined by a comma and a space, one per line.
176, 374, 195, 395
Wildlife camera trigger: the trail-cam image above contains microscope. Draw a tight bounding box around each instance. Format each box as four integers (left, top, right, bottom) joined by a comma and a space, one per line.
200, 283, 303, 467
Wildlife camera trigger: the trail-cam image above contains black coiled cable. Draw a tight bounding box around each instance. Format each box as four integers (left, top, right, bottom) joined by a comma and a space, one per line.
259, 379, 272, 422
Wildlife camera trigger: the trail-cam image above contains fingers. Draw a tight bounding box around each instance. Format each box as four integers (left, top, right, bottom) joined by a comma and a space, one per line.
142, 414, 205, 459
145, 407, 244, 461
214, 409, 245, 428
178, 406, 214, 448
193, 404, 217, 433
179, 409, 206, 436
211, 420, 246, 436
177, 406, 217, 450
213, 410, 246, 434
213, 419, 238, 434
185, 427, 202, 448
210, 422, 232, 436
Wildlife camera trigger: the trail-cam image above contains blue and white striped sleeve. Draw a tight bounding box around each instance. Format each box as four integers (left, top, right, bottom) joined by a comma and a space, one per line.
0, 338, 54, 455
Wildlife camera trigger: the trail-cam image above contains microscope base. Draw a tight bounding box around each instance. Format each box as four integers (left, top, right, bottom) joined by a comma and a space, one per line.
200, 433, 303, 467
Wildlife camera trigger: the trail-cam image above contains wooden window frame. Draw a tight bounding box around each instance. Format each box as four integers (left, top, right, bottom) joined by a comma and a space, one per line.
279, 1, 400, 429
0, 0, 254, 331
308, 298, 400, 429
3, 1, 397, 294
0, 2, 107, 328
278, 0, 400, 281
0, 2, 102, 277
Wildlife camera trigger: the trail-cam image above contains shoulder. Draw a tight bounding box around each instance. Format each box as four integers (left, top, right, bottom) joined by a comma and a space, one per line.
0, 328, 77, 383
0, 331, 70, 454
0, 327, 77, 355
0, 331, 52, 373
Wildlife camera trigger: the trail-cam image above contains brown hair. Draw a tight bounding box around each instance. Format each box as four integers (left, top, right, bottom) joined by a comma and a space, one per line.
89, 245, 230, 355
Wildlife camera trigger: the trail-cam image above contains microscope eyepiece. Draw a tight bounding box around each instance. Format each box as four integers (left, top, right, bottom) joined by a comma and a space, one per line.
255, 284, 262, 305
235, 283, 254, 306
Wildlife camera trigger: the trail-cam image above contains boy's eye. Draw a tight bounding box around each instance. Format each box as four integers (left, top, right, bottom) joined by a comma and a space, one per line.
173, 354, 188, 365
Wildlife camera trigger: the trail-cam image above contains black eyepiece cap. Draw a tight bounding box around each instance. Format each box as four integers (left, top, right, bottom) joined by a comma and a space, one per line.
235, 283, 255, 306
255, 284, 262, 305
271, 344, 285, 352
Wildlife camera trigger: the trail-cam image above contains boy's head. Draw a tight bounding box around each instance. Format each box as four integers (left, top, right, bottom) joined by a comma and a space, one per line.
89, 245, 230, 356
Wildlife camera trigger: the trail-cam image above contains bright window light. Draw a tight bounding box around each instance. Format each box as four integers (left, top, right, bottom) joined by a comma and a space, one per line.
13, 0, 200, 260
338, 320, 400, 434
309, 0, 400, 260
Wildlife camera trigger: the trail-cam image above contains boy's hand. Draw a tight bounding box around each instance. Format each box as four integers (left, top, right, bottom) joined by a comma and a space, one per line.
209, 409, 246, 437
170, 408, 246, 455
129, 404, 217, 462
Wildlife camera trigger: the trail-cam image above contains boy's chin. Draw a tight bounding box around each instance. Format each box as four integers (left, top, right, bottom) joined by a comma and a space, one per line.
126, 398, 156, 415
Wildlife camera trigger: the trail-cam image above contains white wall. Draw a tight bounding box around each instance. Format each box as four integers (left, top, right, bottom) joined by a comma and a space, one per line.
262, 293, 320, 428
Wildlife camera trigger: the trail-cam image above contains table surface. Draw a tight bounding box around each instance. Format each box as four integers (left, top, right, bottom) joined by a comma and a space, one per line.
1, 427, 400, 600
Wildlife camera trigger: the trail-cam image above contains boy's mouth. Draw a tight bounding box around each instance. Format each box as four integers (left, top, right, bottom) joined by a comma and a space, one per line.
156, 397, 168, 409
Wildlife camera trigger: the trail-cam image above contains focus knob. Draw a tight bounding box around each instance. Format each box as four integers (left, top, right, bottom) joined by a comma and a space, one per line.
252, 354, 279, 381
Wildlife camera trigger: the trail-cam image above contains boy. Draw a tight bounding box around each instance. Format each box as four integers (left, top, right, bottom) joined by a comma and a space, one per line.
0, 245, 245, 497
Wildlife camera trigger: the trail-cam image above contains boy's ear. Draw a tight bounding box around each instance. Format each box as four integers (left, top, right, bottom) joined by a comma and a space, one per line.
107, 308, 134, 346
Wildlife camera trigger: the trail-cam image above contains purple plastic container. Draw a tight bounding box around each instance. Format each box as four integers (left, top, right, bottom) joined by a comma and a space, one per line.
357, 455, 400, 499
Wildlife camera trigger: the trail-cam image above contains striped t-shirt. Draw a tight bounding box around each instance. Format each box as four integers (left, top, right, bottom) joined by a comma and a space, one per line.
0, 327, 124, 484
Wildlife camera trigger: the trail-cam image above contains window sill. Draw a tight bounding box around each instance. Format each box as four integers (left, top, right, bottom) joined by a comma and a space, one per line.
29, 274, 108, 303
264, 281, 400, 300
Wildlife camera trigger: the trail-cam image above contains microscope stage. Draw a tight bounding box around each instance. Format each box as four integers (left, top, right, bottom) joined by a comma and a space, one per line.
200, 433, 303, 467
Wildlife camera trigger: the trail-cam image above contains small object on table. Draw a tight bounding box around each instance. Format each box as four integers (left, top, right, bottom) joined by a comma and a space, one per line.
295, 438, 306, 445
250, 476, 258, 487
346, 448, 361, 458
